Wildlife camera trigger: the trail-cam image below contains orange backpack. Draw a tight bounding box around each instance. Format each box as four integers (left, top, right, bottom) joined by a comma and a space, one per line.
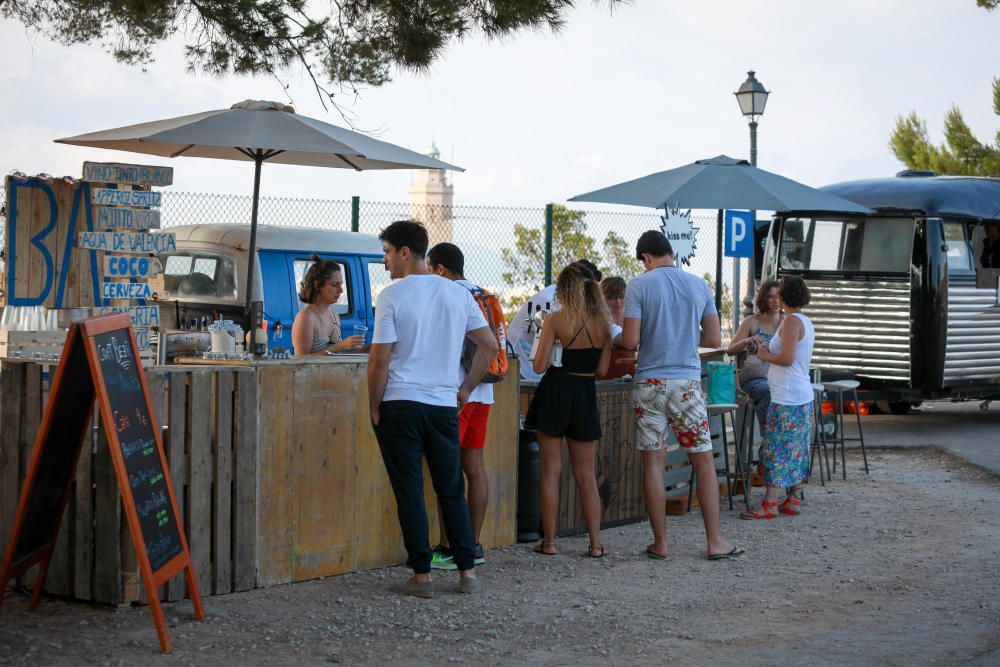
461, 285, 509, 383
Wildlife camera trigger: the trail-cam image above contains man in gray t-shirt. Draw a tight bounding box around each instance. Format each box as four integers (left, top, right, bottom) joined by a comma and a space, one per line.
622, 230, 744, 562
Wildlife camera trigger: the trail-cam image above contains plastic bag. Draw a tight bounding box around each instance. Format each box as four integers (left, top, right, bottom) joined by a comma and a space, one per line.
706, 361, 736, 405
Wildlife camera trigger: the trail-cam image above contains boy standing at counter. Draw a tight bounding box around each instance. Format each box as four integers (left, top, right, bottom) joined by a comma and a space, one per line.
368, 220, 498, 598
621, 230, 744, 562
426, 242, 494, 570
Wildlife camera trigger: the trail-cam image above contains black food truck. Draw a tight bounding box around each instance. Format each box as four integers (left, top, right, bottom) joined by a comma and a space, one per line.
761, 171, 1000, 413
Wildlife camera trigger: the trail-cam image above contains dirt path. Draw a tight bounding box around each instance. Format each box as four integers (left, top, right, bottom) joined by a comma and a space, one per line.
2, 449, 999, 666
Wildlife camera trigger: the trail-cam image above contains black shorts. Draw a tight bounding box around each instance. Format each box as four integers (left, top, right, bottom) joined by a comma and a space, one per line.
525, 369, 601, 441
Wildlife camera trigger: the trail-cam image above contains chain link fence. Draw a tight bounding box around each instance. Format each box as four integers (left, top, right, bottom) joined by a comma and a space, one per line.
0, 183, 741, 336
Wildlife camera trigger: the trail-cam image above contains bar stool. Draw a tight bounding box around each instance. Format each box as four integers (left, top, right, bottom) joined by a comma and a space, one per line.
688, 403, 738, 512
809, 383, 831, 485
822, 379, 870, 478
735, 392, 766, 509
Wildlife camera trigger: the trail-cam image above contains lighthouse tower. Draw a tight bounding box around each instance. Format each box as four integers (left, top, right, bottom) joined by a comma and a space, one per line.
408, 142, 454, 246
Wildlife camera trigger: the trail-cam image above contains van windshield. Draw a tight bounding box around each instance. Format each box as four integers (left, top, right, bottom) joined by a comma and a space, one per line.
779, 217, 914, 273
159, 251, 239, 300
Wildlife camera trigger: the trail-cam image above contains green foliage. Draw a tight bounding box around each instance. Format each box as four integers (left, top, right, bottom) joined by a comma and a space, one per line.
702, 272, 734, 338
0, 0, 622, 113
499, 205, 644, 321
889, 78, 1000, 176
978, 0, 999, 9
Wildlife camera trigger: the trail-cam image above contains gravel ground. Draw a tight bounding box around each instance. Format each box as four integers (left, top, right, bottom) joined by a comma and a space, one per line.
2, 449, 999, 666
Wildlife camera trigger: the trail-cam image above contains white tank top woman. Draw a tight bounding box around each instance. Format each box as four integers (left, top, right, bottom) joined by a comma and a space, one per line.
767, 312, 815, 406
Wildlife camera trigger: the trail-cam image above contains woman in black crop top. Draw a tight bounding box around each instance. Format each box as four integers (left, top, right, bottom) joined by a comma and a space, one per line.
526, 264, 612, 558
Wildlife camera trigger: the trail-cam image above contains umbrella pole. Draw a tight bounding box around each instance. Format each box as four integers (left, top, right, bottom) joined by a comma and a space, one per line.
244, 153, 264, 328
715, 209, 723, 314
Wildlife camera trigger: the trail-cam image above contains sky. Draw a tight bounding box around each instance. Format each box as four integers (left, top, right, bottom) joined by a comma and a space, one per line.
1, 1, 999, 209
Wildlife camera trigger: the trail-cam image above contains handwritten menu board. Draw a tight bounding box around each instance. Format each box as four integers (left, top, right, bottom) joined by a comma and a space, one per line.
0, 315, 203, 653
91, 329, 182, 570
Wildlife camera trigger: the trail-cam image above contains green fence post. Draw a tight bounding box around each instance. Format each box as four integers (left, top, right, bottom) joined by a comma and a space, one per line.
351, 196, 360, 232
544, 203, 554, 286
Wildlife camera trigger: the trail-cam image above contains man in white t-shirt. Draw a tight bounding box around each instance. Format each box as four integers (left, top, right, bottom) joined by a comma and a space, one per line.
507, 259, 616, 382
426, 242, 497, 571
368, 221, 498, 598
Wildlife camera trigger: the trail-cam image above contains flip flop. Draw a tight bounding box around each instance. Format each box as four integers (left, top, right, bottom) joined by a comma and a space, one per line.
533, 542, 557, 556
708, 546, 746, 561
645, 547, 667, 560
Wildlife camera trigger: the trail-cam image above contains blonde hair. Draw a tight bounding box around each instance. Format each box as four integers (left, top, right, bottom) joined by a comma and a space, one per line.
556, 264, 612, 334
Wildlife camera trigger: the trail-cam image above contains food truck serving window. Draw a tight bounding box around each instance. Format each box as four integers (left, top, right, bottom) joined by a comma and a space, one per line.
160, 252, 238, 300
779, 217, 914, 273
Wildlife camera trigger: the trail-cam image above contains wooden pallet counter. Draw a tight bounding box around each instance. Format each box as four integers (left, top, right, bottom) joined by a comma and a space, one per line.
518, 348, 728, 536
0, 355, 519, 604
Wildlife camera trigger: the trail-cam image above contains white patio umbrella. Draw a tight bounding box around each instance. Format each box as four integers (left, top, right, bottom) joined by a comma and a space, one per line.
56, 99, 463, 315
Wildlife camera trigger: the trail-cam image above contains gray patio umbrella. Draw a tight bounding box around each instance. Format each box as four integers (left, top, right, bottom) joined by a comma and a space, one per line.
569, 155, 872, 213
569, 155, 873, 310
55, 99, 463, 316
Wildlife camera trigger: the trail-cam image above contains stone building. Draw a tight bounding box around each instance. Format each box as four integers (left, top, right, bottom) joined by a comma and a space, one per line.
408, 142, 454, 246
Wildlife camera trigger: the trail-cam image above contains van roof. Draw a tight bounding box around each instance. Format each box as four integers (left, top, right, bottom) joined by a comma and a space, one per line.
166, 224, 384, 255
819, 175, 1000, 221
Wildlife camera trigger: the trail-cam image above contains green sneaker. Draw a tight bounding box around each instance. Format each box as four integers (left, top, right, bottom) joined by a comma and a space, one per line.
431, 544, 457, 571
474, 543, 486, 566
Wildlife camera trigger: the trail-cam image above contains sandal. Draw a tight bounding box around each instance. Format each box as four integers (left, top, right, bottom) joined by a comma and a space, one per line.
739, 500, 778, 520
584, 545, 605, 558
533, 541, 557, 555
780, 489, 803, 515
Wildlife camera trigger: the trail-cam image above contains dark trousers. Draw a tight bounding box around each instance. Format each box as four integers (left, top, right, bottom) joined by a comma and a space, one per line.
374, 400, 475, 574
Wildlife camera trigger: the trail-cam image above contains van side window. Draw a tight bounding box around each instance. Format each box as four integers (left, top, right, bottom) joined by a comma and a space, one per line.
368, 260, 392, 311
944, 223, 972, 271
971, 222, 1000, 269
161, 252, 238, 299
293, 259, 350, 315
779, 217, 913, 273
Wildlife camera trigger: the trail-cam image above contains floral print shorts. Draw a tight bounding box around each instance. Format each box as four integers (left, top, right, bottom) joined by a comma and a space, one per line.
633, 379, 712, 453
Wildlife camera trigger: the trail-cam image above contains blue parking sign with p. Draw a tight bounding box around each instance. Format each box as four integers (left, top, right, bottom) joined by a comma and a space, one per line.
724, 210, 754, 258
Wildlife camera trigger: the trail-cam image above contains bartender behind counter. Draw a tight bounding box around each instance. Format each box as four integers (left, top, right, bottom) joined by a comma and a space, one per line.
291, 254, 365, 356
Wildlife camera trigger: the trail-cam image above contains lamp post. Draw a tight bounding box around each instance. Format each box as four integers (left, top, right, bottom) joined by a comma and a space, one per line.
734, 70, 770, 317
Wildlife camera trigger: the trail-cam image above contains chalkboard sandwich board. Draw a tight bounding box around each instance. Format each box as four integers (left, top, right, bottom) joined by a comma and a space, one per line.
0, 314, 204, 653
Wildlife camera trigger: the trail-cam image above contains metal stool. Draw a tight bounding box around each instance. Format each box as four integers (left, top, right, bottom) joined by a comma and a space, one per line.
809, 383, 831, 485
688, 403, 738, 512
736, 392, 767, 509
821, 379, 870, 478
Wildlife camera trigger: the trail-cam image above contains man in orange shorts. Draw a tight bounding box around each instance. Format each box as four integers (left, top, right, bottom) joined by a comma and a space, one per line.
427, 243, 493, 568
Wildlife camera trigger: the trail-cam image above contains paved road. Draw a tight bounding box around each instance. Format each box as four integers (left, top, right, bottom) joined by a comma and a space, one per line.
848, 400, 1000, 475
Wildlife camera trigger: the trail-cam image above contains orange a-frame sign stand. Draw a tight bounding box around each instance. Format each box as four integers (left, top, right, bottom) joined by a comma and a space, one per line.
0, 314, 204, 653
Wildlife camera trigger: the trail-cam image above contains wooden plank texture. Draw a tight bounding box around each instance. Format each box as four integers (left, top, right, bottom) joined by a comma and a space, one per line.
256, 365, 294, 586
0, 363, 25, 590
232, 371, 258, 592
165, 371, 188, 601
213, 371, 233, 594
187, 370, 213, 597
72, 415, 94, 601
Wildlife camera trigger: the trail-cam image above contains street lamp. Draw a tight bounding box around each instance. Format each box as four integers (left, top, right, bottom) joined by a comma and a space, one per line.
734, 70, 770, 168
734, 70, 770, 318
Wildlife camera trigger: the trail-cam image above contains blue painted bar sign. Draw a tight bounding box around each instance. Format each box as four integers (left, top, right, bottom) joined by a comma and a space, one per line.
95, 207, 161, 230
102, 255, 162, 278
82, 162, 173, 187
101, 282, 154, 300
92, 306, 160, 328
78, 231, 176, 254
91, 188, 161, 208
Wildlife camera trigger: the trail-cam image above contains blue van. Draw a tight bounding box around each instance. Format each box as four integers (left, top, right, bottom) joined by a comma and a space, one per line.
155, 224, 389, 349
